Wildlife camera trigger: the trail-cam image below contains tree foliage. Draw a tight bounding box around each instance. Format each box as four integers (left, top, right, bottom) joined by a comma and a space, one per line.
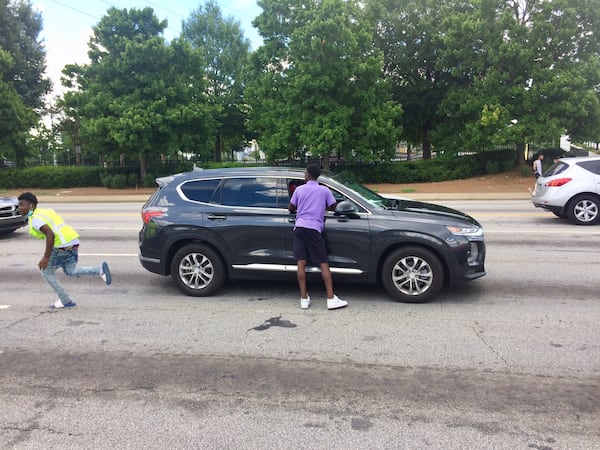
0, 0, 49, 167
366, 0, 600, 161
60, 7, 213, 177
7, 0, 599, 172
182, 0, 252, 162
248, 0, 402, 167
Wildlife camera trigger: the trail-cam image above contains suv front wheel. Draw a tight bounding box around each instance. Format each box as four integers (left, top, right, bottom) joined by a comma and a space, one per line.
381, 247, 444, 303
171, 244, 225, 296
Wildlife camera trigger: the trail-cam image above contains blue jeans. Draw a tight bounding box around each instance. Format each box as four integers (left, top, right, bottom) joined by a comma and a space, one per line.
42, 247, 100, 303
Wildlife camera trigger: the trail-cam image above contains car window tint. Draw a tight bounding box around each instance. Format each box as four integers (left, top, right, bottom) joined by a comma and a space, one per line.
220, 177, 278, 208
578, 160, 600, 175
544, 162, 568, 177
180, 179, 221, 203
323, 184, 367, 213
287, 178, 305, 199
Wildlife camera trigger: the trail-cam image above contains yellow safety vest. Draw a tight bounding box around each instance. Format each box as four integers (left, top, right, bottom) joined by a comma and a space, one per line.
29, 208, 79, 246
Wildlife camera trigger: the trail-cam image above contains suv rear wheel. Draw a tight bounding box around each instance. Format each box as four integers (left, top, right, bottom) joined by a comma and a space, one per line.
567, 194, 600, 225
382, 247, 444, 303
171, 244, 225, 296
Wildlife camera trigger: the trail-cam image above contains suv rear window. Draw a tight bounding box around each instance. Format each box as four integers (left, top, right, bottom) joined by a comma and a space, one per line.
180, 179, 221, 203
543, 162, 569, 177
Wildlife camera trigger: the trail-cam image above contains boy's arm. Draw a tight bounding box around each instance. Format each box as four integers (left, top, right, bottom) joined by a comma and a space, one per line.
38, 224, 55, 269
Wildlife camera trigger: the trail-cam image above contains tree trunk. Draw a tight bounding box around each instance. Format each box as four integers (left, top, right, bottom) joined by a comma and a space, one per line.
139, 152, 147, 182
321, 154, 330, 170
215, 134, 222, 163
15, 143, 26, 168
422, 131, 432, 160
515, 141, 526, 167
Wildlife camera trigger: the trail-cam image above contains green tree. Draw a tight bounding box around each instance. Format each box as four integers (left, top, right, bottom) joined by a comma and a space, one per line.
182, 0, 251, 162
366, 0, 466, 160
60, 7, 213, 179
433, 0, 600, 161
0, 0, 50, 166
249, 0, 401, 168
0, 48, 35, 166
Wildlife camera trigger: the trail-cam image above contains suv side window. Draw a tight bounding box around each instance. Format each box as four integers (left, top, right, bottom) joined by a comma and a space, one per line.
287, 178, 305, 199
219, 177, 279, 208
287, 177, 366, 212
180, 179, 221, 203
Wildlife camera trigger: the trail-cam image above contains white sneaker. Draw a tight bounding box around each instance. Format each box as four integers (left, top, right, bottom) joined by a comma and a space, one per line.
327, 295, 348, 310
300, 295, 311, 309
50, 299, 76, 309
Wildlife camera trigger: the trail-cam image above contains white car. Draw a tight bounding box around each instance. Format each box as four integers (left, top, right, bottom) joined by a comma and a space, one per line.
531, 156, 600, 225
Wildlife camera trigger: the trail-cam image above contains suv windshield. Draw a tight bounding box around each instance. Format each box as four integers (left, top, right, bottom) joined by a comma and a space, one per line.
330, 173, 387, 208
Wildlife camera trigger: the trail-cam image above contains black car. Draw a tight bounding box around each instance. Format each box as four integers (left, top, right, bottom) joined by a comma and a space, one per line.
139, 167, 486, 303
0, 196, 27, 235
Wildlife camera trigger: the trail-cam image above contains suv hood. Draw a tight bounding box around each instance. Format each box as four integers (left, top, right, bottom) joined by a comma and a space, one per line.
387, 198, 481, 227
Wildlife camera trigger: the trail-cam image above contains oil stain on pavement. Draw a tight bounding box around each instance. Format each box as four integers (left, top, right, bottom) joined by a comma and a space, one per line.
248, 315, 297, 331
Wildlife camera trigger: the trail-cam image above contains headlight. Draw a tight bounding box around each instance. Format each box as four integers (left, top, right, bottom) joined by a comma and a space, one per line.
445, 225, 483, 238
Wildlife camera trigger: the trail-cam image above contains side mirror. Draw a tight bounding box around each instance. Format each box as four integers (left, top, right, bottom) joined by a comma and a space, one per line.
334, 201, 360, 218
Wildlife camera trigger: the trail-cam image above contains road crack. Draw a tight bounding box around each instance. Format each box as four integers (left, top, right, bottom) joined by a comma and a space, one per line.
472, 321, 508, 366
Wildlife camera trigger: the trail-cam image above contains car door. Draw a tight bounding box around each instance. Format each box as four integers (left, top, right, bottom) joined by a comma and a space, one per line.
201, 176, 289, 267
284, 177, 372, 276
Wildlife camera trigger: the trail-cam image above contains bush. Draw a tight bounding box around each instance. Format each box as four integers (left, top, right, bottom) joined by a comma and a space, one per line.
143, 173, 156, 187
329, 149, 515, 184
0, 166, 102, 189
127, 172, 139, 188
0, 149, 521, 189
486, 161, 501, 174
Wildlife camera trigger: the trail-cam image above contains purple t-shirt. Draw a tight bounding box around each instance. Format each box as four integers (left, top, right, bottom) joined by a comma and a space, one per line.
290, 180, 336, 232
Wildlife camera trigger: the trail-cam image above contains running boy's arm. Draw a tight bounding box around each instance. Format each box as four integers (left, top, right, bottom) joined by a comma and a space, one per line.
38, 224, 55, 270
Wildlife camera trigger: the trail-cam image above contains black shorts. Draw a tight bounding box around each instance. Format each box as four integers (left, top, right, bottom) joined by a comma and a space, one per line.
293, 227, 329, 265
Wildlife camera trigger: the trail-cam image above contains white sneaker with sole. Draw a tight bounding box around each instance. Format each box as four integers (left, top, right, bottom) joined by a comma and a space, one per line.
327, 295, 348, 310
300, 295, 311, 309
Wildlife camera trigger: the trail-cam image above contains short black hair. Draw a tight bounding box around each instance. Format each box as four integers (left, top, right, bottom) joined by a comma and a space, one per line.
18, 192, 38, 205
306, 164, 321, 179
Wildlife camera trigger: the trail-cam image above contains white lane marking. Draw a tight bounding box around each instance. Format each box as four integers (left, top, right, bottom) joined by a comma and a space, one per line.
79, 253, 138, 257
484, 229, 599, 235
0, 305, 11, 309
77, 227, 140, 231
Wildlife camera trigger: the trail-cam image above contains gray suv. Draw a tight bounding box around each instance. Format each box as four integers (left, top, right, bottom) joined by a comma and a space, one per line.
139, 167, 486, 303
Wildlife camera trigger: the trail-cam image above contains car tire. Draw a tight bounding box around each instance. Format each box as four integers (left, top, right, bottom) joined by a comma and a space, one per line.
567, 194, 600, 225
171, 244, 225, 296
381, 247, 444, 303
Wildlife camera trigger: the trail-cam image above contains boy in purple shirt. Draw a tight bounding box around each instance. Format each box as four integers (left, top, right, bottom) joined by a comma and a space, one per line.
288, 164, 348, 310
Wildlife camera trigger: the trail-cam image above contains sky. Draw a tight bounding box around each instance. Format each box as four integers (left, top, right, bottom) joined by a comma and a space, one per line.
32, 0, 263, 96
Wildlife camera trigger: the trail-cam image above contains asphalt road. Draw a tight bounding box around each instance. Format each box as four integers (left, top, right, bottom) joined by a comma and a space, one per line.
1, 200, 599, 449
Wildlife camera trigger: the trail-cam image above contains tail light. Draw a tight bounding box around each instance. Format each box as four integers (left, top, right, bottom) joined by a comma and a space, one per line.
545, 178, 572, 187
142, 208, 166, 224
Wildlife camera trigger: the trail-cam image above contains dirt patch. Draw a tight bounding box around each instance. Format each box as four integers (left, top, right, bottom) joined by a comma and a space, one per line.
1, 170, 535, 197
366, 171, 534, 194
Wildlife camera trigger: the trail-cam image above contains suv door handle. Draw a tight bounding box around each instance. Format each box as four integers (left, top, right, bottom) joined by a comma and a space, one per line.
207, 214, 227, 221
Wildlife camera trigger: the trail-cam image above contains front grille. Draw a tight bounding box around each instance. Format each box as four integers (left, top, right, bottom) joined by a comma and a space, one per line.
0, 205, 18, 219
